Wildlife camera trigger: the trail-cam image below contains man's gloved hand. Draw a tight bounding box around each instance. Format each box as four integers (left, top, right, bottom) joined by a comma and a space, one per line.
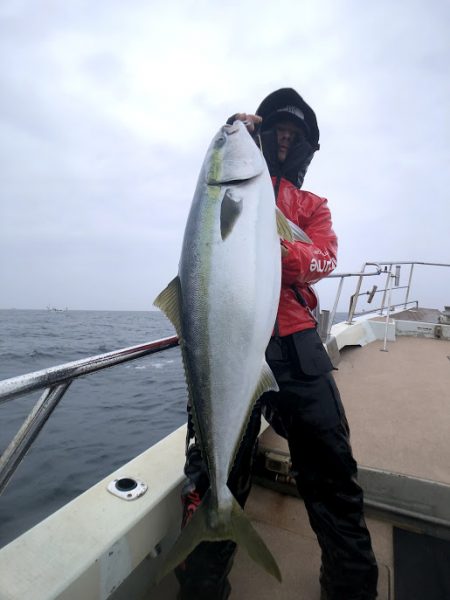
226, 113, 262, 134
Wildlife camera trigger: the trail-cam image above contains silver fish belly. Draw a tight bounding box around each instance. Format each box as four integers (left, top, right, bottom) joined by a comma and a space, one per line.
155, 120, 285, 581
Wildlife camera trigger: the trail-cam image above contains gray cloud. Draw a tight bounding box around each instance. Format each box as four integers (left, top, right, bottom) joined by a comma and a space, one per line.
1, 0, 449, 312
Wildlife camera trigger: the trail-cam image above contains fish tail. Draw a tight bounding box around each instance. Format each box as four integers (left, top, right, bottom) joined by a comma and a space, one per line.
156, 489, 281, 583
228, 493, 282, 582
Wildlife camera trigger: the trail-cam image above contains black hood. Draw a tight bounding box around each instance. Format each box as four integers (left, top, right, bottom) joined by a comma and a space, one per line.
255, 88, 320, 188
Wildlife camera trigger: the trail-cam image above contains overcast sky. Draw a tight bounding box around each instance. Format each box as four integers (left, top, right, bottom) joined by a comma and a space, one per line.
1, 0, 449, 313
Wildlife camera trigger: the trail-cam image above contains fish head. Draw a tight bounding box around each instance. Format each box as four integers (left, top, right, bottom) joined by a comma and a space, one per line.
206, 120, 265, 185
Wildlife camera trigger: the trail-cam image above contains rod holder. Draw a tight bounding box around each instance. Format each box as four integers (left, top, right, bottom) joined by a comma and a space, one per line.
367, 285, 378, 304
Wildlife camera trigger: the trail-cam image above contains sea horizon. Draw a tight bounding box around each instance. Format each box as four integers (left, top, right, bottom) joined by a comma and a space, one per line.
0, 307, 161, 312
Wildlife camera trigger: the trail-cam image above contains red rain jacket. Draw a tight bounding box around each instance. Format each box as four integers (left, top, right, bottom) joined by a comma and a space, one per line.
274, 176, 338, 336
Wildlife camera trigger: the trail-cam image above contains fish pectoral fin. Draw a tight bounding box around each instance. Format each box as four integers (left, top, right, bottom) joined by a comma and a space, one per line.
253, 361, 279, 404
155, 489, 281, 583
276, 207, 294, 242
221, 189, 243, 240
287, 218, 313, 244
153, 276, 182, 337
276, 208, 313, 244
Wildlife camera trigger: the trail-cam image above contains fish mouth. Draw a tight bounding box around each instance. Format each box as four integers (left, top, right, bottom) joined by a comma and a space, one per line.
213, 123, 243, 149
207, 123, 265, 185
207, 168, 260, 187
223, 122, 241, 135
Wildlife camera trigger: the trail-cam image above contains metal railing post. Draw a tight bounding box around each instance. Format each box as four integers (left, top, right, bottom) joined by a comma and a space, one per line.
0, 382, 71, 495
380, 265, 393, 314
381, 274, 394, 352
0, 335, 179, 495
347, 264, 366, 323
404, 263, 415, 309
328, 276, 345, 336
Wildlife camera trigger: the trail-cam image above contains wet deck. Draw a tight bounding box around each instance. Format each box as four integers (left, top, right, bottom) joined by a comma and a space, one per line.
230, 486, 392, 599
154, 484, 392, 599
334, 335, 450, 485
153, 328, 449, 599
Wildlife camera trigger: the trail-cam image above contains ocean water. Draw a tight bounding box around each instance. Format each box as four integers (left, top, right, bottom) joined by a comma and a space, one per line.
0, 309, 186, 549
0, 308, 347, 550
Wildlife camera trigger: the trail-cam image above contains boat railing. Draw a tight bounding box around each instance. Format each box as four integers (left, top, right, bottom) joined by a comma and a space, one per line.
320, 262, 382, 337
2, 260, 449, 495
321, 261, 450, 339
0, 336, 179, 496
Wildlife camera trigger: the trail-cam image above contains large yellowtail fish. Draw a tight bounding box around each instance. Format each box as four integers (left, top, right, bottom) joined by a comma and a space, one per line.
154, 120, 303, 582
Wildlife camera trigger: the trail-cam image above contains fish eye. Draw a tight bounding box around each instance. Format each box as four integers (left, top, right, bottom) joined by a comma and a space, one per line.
216, 135, 226, 147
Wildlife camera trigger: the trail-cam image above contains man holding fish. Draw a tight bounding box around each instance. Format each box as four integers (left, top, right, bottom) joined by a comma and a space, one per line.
156, 88, 378, 599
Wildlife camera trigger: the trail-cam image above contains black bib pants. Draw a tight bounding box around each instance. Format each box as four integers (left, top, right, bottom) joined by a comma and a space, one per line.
175, 329, 378, 600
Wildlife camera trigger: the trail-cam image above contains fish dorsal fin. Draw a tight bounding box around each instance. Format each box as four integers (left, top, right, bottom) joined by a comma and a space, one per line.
153, 276, 182, 337
221, 189, 243, 240
154, 277, 197, 415
276, 208, 313, 244
252, 361, 279, 405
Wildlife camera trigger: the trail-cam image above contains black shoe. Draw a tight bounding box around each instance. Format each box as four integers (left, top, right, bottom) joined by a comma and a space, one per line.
320, 591, 377, 600
177, 578, 231, 600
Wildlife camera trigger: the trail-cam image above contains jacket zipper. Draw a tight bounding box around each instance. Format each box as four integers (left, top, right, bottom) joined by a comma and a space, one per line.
273, 176, 282, 339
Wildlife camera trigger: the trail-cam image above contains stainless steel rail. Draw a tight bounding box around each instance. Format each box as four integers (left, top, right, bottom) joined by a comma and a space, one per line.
0, 336, 179, 404
317, 260, 450, 340
324, 263, 382, 333
0, 335, 179, 495
345, 261, 450, 324
2, 261, 449, 495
